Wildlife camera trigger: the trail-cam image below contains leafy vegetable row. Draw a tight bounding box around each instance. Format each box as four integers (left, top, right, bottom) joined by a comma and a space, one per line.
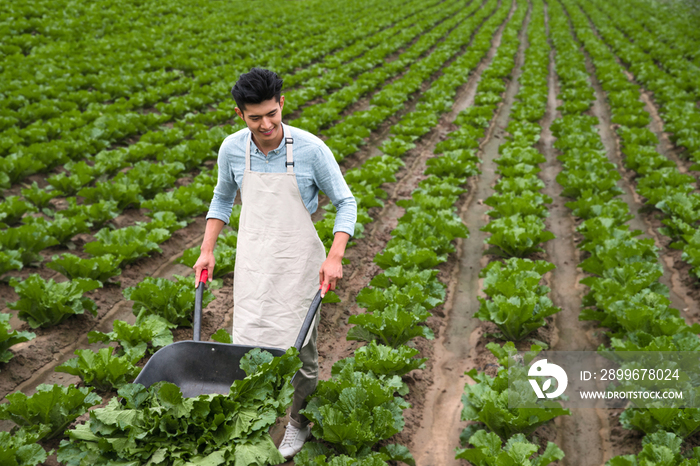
296, 65, 475, 466
0, 0, 494, 380
2, 168, 216, 328
0, 0, 436, 195
456, 2, 567, 463
585, 0, 700, 101
0, 0, 419, 155
0, 2, 497, 455
552, 0, 700, 463
322, 0, 506, 162
291, 2, 518, 463
367, 0, 509, 160
569, 0, 700, 282
472, 0, 560, 342
0, 0, 482, 278
622, 0, 700, 71
281, 0, 444, 94
286, 0, 471, 131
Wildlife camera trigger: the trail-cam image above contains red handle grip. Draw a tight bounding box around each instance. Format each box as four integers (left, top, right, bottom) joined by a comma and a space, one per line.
199, 269, 208, 284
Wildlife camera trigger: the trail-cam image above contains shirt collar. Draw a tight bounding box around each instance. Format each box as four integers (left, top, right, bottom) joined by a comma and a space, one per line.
250, 123, 288, 154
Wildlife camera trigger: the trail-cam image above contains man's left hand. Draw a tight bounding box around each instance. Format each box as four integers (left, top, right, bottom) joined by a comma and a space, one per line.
319, 232, 351, 298
319, 255, 342, 298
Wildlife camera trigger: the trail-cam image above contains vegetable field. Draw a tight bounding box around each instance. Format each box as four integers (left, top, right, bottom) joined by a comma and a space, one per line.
2, 0, 700, 464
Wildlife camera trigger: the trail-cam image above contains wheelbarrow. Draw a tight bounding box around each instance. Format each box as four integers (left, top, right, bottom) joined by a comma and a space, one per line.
133, 270, 322, 398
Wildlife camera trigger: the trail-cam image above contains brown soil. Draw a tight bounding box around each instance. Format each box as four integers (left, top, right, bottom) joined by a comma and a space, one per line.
1, 1, 439, 196
543, 7, 609, 465
411, 2, 544, 464
5, 3, 700, 466
560, 1, 700, 461
286, 0, 488, 127
1, 4, 500, 466
0, 0, 480, 405
574, 2, 700, 324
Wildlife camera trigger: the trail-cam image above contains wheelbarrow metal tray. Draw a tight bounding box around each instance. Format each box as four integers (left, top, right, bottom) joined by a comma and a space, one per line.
131, 270, 323, 399
134, 340, 286, 398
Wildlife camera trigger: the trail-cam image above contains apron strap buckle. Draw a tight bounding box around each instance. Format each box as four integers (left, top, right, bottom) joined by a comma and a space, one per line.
285, 135, 294, 173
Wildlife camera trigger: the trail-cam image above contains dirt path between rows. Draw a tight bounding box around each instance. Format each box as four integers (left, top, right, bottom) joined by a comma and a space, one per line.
409, 2, 528, 463
562, 0, 700, 458
0, 0, 493, 405
278, 12, 517, 466
285, 0, 466, 123
2, 2, 513, 464
278, 1, 517, 463
636, 85, 700, 317
573, 2, 700, 326
542, 4, 608, 464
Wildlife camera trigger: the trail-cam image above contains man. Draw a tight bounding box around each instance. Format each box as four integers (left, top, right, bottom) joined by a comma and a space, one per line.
193, 68, 357, 459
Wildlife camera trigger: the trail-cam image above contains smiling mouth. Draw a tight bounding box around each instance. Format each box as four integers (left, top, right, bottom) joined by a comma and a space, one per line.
261, 128, 274, 136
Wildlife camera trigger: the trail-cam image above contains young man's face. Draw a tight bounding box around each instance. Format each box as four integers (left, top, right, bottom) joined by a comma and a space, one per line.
235, 96, 285, 146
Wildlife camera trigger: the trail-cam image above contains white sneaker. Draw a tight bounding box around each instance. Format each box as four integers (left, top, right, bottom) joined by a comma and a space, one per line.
278, 421, 311, 459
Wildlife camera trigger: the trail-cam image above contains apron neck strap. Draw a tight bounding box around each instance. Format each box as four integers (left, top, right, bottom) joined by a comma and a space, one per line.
285, 129, 294, 174
245, 132, 252, 171
244, 126, 294, 173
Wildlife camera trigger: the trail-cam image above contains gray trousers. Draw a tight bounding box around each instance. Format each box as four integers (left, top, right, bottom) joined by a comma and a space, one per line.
289, 310, 319, 429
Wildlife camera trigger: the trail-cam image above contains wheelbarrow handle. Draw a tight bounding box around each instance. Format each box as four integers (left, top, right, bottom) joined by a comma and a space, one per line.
193, 270, 208, 342
293, 289, 323, 352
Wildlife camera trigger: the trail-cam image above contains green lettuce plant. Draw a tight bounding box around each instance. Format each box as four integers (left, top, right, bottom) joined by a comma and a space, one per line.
300, 364, 411, 458
606, 431, 700, 466
460, 342, 570, 440
84, 225, 171, 265
456, 430, 564, 465
58, 348, 302, 466
123, 274, 215, 327
0, 428, 50, 466
347, 304, 434, 348
8, 275, 101, 328
0, 384, 101, 440
88, 315, 175, 359
55, 347, 145, 391
481, 214, 555, 258
47, 253, 122, 283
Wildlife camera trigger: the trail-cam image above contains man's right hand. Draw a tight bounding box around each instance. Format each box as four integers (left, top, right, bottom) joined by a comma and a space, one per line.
193, 251, 215, 287
194, 218, 226, 287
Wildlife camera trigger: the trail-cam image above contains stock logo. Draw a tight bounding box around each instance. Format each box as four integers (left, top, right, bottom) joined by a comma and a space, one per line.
528, 359, 568, 399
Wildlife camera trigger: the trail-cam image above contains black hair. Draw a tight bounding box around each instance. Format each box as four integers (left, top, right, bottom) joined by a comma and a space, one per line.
231, 68, 284, 113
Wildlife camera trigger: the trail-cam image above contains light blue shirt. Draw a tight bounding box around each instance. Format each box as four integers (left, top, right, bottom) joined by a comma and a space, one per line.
206, 123, 357, 237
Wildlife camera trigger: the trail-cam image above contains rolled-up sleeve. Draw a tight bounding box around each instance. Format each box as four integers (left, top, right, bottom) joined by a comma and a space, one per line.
313, 145, 357, 237
206, 140, 238, 225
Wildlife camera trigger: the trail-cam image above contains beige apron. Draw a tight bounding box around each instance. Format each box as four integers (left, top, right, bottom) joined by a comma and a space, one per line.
232, 125, 326, 349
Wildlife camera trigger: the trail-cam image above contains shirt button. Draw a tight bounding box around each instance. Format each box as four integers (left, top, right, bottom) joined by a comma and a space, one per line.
266, 160, 269, 164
